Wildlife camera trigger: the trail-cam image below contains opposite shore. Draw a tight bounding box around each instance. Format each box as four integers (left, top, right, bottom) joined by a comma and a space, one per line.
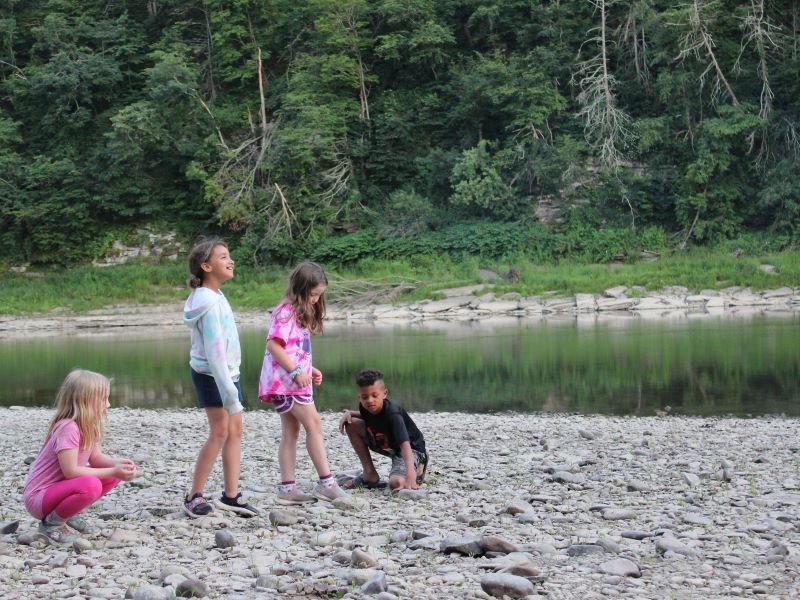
0, 283, 797, 339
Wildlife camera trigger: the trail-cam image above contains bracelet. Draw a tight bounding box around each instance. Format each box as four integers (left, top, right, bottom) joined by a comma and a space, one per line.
289, 366, 302, 380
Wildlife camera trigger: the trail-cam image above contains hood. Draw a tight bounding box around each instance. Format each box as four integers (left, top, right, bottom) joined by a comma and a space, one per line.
183, 287, 223, 325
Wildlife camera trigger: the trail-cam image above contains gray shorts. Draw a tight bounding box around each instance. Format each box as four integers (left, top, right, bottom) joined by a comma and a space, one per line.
369, 444, 428, 483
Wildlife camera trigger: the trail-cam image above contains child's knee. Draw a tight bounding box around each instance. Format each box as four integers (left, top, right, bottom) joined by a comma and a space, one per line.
84, 476, 104, 500
388, 475, 404, 490
304, 412, 323, 434
209, 426, 229, 444
228, 419, 242, 439
282, 419, 301, 440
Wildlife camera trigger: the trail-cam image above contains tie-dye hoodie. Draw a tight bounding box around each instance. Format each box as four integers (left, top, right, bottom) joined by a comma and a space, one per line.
183, 287, 242, 415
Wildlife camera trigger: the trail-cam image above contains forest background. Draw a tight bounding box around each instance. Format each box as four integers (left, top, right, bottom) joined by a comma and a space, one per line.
0, 0, 798, 276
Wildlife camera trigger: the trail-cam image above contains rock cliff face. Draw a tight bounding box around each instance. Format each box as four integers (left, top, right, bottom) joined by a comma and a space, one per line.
92, 230, 185, 267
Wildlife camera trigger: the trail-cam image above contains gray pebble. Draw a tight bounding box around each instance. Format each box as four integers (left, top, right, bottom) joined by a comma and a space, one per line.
352, 548, 378, 568
567, 544, 605, 557
599, 558, 641, 578
214, 529, 236, 548
268, 509, 298, 526
1, 521, 19, 534
361, 571, 388, 594
683, 473, 701, 487
440, 534, 483, 556
480, 573, 535, 598
132, 585, 169, 600
175, 578, 209, 598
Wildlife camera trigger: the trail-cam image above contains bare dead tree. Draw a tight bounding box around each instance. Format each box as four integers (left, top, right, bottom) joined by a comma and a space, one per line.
676, 0, 740, 107
572, 0, 634, 169
320, 140, 353, 210
196, 48, 308, 264
784, 118, 800, 162
737, 0, 779, 119
326, 274, 422, 308
203, 8, 217, 102
332, 3, 371, 121
617, 0, 652, 88
736, 0, 781, 166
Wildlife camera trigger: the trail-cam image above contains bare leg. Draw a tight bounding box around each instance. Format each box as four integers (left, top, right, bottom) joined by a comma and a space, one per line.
388, 464, 425, 490
278, 411, 300, 482
221, 411, 242, 497
289, 403, 331, 477
344, 418, 379, 482
190, 408, 229, 496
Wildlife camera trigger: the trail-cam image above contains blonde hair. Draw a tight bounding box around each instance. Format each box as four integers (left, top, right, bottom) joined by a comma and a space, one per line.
48, 369, 110, 450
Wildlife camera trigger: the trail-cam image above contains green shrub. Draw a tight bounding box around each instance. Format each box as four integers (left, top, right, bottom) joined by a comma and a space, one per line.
586, 228, 636, 262
713, 232, 796, 255
310, 222, 543, 266
639, 226, 668, 254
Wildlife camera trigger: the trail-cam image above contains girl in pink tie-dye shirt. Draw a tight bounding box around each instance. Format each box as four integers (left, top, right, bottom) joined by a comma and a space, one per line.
259, 262, 348, 505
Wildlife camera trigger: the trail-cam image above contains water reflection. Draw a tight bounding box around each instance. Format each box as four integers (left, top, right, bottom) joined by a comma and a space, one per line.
0, 313, 797, 416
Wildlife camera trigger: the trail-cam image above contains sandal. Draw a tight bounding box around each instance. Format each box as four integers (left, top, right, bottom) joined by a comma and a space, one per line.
340, 474, 387, 490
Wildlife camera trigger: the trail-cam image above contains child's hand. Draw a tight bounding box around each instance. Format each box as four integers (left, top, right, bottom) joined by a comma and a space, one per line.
114, 462, 137, 481
338, 410, 352, 434
403, 476, 419, 490
294, 372, 312, 387
311, 367, 323, 386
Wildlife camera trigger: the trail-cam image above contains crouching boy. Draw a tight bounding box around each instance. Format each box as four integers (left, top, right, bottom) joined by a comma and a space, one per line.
338, 369, 427, 491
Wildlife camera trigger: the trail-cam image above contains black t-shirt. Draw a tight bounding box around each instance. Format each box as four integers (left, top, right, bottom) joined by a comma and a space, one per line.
359, 398, 426, 456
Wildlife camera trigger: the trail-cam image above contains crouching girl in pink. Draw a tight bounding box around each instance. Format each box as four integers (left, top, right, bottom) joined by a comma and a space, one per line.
23, 369, 137, 545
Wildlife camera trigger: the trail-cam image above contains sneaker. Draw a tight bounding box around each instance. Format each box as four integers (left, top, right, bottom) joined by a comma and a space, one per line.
214, 492, 260, 517
66, 515, 100, 535
183, 492, 213, 517
313, 481, 349, 502
38, 522, 79, 546
276, 488, 317, 506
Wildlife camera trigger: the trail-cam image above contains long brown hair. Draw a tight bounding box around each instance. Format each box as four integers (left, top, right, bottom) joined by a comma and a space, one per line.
48, 369, 109, 450
282, 261, 328, 334
187, 239, 228, 288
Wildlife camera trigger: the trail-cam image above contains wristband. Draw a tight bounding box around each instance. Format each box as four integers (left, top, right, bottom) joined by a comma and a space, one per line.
289, 366, 302, 380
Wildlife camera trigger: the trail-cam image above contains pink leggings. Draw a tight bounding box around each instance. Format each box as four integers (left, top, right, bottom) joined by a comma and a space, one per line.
41, 476, 120, 520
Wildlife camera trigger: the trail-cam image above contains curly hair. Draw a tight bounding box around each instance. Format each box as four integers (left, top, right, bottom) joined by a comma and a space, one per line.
356, 369, 385, 387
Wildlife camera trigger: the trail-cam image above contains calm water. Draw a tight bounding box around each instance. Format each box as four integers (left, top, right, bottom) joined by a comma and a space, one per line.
1, 314, 798, 416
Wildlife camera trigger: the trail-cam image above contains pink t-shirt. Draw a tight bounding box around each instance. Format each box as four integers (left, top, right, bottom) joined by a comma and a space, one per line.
258, 303, 313, 402
23, 419, 93, 519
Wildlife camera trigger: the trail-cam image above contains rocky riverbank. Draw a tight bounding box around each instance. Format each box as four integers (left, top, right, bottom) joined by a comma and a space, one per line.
0, 285, 798, 339
1, 408, 798, 599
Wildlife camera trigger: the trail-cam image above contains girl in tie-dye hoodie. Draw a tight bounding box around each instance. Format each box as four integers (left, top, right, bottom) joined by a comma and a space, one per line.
181, 239, 259, 518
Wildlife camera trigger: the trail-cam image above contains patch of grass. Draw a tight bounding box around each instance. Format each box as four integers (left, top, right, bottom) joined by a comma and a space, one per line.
0, 261, 187, 315
0, 247, 797, 316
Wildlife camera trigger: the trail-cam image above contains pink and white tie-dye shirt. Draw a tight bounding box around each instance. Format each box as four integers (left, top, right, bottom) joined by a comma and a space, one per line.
258, 303, 313, 403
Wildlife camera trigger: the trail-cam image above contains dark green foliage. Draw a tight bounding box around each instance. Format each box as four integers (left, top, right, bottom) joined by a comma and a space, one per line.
0, 1, 798, 266
310, 219, 676, 267
310, 222, 543, 266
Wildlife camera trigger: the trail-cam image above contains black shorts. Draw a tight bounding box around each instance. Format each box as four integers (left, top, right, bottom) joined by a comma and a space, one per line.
190, 368, 244, 409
